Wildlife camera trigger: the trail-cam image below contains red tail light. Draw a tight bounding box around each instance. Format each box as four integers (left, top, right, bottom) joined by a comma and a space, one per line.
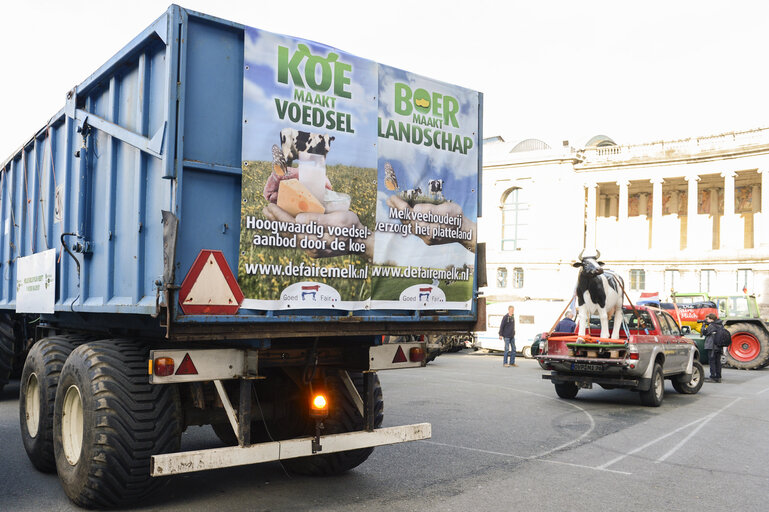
629, 352, 640, 360
409, 347, 425, 362
153, 357, 175, 376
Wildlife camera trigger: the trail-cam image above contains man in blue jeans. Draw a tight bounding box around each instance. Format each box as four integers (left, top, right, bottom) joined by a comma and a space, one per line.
498, 305, 517, 367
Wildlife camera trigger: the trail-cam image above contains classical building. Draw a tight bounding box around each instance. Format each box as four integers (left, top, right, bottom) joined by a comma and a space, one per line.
479, 127, 769, 342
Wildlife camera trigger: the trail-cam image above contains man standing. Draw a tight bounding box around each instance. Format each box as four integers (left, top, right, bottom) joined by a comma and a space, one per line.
555, 311, 576, 333
702, 313, 724, 383
499, 306, 517, 367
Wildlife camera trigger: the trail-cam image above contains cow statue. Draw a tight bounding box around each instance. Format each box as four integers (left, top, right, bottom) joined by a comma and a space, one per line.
572, 249, 625, 339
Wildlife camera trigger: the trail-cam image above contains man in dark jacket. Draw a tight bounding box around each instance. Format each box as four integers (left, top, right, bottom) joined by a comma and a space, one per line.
702, 313, 724, 383
555, 311, 576, 333
498, 306, 517, 367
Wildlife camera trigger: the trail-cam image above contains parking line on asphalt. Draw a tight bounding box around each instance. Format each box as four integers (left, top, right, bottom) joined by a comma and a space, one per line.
654, 397, 742, 463
421, 440, 632, 475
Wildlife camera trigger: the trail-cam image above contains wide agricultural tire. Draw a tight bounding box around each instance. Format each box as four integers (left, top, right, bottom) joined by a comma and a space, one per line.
0, 314, 14, 395
723, 323, 769, 370
640, 363, 664, 407
19, 336, 85, 472
283, 372, 383, 476
554, 382, 578, 399
672, 361, 704, 395
53, 340, 182, 508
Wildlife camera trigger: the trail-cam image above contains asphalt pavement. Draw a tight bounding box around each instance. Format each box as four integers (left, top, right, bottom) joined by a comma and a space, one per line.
2, 350, 768, 511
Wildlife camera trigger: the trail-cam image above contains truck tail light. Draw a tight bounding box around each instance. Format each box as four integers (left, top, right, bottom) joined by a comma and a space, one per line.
310, 393, 329, 419
154, 357, 175, 376
629, 352, 640, 360
409, 347, 425, 362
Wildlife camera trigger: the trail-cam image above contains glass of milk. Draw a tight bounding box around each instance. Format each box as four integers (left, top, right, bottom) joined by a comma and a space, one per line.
297, 153, 327, 203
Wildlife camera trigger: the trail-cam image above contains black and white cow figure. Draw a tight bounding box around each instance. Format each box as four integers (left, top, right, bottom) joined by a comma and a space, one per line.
404, 187, 422, 201
572, 249, 625, 339
427, 179, 444, 200
279, 128, 335, 166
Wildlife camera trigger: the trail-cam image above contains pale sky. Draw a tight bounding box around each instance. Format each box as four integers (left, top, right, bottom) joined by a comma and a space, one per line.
2, 0, 768, 161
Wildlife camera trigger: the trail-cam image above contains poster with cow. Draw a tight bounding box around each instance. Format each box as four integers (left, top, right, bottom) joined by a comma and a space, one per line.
239, 26, 479, 311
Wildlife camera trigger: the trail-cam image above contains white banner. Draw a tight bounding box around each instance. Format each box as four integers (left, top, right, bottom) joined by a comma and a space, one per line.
16, 249, 56, 314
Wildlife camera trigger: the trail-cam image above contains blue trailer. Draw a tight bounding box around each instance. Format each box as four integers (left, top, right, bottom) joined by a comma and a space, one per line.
2, 4, 484, 508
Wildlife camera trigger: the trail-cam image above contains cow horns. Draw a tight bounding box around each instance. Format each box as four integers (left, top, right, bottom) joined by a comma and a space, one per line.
578, 248, 585, 260
577, 248, 600, 260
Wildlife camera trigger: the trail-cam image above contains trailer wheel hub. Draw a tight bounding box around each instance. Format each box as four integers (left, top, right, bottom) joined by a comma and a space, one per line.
61, 385, 84, 465
25, 373, 41, 438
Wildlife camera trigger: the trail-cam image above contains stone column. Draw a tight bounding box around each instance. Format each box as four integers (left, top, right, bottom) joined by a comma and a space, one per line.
721, 171, 736, 249
685, 175, 699, 250
618, 179, 629, 222
609, 195, 618, 217
651, 177, 664, 250
585, 182, 598, 252
759, 169, 769, 247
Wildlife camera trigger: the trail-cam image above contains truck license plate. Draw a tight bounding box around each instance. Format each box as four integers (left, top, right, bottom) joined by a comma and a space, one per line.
571, 363, 603, 372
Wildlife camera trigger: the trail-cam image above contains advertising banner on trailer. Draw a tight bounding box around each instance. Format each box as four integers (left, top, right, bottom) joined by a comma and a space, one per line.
239, 26, 479, 311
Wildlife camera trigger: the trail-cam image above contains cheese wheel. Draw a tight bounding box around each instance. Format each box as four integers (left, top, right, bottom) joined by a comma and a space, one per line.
277, 179, 325, 216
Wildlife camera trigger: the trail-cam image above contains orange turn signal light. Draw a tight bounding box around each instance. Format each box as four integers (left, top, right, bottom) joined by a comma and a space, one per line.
409, 347, 425, 362
154, 357, 175, 377
310, 393, 329, 419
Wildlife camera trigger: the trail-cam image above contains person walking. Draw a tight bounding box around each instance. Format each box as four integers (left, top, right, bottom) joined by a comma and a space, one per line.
499, 305, 517, 367
702, 313, 724, 383
555, 311, 576, 333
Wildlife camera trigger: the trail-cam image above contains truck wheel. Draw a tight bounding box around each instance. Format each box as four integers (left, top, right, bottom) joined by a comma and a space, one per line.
554, 382, 578, 399
19, 336, 86, 472
0, 314, 14, 395
672, 361, 704, 395
284, 372, 383, 476
723, 323, 769, 370
522, 346, 532, 359
53, 340, 181, 508
640, 363, 664, 407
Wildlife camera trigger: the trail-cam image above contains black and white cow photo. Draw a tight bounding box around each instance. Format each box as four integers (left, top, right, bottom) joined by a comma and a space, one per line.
279, 128, 335, 166
427, 179, 444, 200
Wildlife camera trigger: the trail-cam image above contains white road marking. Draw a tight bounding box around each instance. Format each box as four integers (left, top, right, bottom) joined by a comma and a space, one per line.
655, 397, 742, 463
421, 439, 631, 475
756, 387, 769, 395
419, 369, 597, 459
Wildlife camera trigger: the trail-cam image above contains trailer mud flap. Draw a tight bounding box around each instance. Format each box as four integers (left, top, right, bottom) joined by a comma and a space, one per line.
151, 423, 431, 476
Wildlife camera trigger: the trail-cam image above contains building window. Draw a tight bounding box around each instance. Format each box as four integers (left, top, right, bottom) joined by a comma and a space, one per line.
737, 269, 753, 294
664, 270, 680, 294
512, 268, 524, 288
701, 269, 716, 293
501, 188, 528, 251
630, 269, 645, 291
497, 267, 508, 288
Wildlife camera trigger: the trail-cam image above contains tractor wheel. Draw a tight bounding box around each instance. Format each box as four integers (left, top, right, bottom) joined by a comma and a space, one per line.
53, 340, 182, 508
639, 363, 664, 407
19, 336, 87, 472
283, 372, 383, 476
723, 323, 769, 370
672, 361, 704, 395
554, 382, 578, 399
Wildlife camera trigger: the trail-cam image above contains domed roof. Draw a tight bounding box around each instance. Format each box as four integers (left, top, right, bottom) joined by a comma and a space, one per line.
510, 138, 551, 153
585, 134, 617, 147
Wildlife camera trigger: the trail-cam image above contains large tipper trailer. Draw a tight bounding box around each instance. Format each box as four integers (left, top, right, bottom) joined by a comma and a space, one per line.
1, 5, 484, 508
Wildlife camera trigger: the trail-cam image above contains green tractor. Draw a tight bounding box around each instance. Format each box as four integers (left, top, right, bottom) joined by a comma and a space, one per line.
671, 293, 769, 370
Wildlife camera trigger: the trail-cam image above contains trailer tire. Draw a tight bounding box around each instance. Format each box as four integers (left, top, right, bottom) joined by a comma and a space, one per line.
19, 336, 86, 473
723, 323, 769, 370
639, 363, 664, 407
554, 382, 578, 399
53, 340, 182, 508
0, 314, 14, 395
284, 372, 383, 476
672, 361, 704, 395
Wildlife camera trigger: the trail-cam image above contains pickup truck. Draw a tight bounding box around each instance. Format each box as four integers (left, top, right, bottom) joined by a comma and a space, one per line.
537, 306, 704, 406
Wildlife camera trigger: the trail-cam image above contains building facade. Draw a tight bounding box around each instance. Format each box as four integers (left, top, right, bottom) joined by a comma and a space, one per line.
479, 128, 769, 343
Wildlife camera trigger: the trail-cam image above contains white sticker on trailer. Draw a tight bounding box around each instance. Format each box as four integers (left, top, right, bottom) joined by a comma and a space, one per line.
16, 249, 56, 314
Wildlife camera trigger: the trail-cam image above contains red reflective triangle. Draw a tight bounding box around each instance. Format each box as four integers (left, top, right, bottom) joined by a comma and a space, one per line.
176, 353, 199, 375
392, 345, 408, 364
